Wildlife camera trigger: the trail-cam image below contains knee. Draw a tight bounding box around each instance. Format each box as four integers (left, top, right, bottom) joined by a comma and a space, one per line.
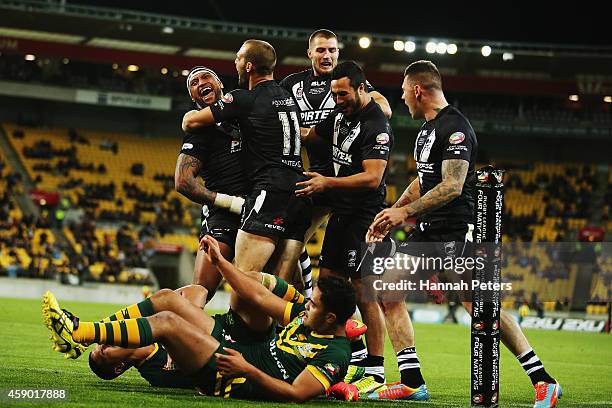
154, 310, 180, 332
379, 301, 404, 315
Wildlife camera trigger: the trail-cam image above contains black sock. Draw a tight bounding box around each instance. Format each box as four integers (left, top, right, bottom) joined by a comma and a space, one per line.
397, 346, 425, 388
517, 348, 555, 385
363, 355, 385, 383
350, 337, 368, 364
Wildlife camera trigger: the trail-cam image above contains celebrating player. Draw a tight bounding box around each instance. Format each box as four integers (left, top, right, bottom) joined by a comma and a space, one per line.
182, 40, 311, 285
175, 66, 246, 302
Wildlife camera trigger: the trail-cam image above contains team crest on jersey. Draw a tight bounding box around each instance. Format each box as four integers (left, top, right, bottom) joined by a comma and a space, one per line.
449, 132, 465, 144
221, 93, 233, 103
295, 87, 303, 99
182, 143, 193, 150
376, 133, 390, 145
347, 250, 357, 267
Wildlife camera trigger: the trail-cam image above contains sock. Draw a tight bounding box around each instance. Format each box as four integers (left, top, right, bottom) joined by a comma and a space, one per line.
350, 337, 368, 363
267, 273, 305, 304
299, 250, 313, 299
73, 317, 153, 348
363, 355, 385, 383
517, 348, 556, 385
101, 298, 155, 322
397, 346, 425, 388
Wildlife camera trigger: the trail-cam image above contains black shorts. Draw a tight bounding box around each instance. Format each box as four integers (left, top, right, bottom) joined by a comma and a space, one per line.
319, 213, 373, 278
199, 205, 241, 247
240, 189, 312, 242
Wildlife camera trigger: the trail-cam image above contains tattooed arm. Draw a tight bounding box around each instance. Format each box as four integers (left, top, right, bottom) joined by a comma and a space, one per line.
174, 153, 216, 205
392, 177, 420, 208
403, 159, 468, 217
367, 159, 468, 241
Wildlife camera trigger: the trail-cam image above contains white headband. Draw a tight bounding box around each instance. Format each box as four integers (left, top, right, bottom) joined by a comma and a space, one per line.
186, 67, 222, 93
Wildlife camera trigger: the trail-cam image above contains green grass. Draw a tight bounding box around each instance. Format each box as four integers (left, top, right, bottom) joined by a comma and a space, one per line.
0, 297, 610, 407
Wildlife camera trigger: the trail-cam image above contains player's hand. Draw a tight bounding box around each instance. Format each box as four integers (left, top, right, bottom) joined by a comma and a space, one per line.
367, 207, 409, 242
295, 172, 328, 197
200, 235, 223, 265
215, 348, 252, 378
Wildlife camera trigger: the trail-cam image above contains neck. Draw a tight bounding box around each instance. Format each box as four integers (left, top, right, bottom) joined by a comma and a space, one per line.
424, 93, 448, 121
249, 74, 273, 90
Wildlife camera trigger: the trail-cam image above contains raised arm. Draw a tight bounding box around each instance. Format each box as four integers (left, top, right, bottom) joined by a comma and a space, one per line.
182, 108, 216, 132
369, 91, 392, 119
200, 235, 288, 323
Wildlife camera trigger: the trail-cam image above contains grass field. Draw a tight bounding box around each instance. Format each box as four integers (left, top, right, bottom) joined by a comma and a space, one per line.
0, 297, 610, 407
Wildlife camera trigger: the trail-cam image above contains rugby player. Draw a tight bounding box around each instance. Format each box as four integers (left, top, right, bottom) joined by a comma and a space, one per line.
366, 60, 561, 407
182, 40, 310, 287
43, 235, 355, 402
175, 66, 246, 302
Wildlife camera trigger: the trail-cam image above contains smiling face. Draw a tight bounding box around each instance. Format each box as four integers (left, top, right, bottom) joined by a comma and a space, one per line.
188, 71, 222, 107
331, 77, 363, 118
308, 35, 339, 76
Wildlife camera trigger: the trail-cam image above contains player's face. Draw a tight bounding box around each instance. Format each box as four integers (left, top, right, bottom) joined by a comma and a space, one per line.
303, 288, 327, 330
331, 77, 362, 117
308, 36, 339, 76
235, 44, 250, 88
401, 76, 423, 120
188, 71, 222, 108
90, 345, 132, 377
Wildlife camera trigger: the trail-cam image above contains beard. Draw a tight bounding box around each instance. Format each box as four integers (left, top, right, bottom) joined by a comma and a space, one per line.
237, 69, 249, 89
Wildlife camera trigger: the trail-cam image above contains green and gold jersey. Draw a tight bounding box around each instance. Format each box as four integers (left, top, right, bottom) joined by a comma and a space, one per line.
137, 344, 198, 389
210, 302, 350, 399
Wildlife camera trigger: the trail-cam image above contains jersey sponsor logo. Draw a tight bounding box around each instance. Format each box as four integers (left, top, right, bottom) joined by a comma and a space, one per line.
182, 143, 193, 150
323, 363, 339, 377
449, 131, 465, 144
273, 217, 284, 225
309, 87, 326, 95
311, 81, 327, 86
230, 139, 242, 153
271, 98, 295, 107
300, 109, 332, 125
332, 146, 352, 166
221, 93, 233, 103
376, 133, 390, 144
416, 162, 435, 173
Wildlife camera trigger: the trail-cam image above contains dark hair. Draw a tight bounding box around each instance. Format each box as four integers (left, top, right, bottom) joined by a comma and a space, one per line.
331, 60, 366, 91
317, 276, 356, 324
89, 351, 129, 380
308, 29, 337, 46
243, 39, 276, 75
404, 60, 442, 90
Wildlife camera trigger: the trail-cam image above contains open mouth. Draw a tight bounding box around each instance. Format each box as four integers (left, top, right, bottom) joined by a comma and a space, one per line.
320, 61, 332, 68
199, 85, 213, 97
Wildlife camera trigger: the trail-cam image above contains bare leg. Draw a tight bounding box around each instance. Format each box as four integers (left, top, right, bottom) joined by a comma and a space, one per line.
192, 241, 233, 303
352, 277, 386, 357
149, 311, 220, 373
233, 230, 277, 272
380, 301, 415, 351
270, 239, 304, 282
150, 289, 216, 334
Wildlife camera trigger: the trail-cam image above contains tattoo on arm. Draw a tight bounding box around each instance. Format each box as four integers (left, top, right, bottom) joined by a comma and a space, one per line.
393, 177, 420, 208
405, 159, 468, 217
174, 153, 216, 205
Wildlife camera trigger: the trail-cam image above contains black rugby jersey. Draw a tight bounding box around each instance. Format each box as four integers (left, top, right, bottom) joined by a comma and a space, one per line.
209, 81, 305, 193
314, 99, 393, 216
413, 105, 477, 225
280, 70, 374, 175
180, 120, 247, 196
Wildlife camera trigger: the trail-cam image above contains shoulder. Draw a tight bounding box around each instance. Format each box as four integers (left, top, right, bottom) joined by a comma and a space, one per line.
362, 103, 392, 133
280, 69, 310, 86
439, 106, 475, 134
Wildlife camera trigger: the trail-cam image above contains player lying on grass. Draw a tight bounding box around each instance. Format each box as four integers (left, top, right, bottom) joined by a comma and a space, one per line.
87, 279, 301, 388
43, 235, 358, 402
